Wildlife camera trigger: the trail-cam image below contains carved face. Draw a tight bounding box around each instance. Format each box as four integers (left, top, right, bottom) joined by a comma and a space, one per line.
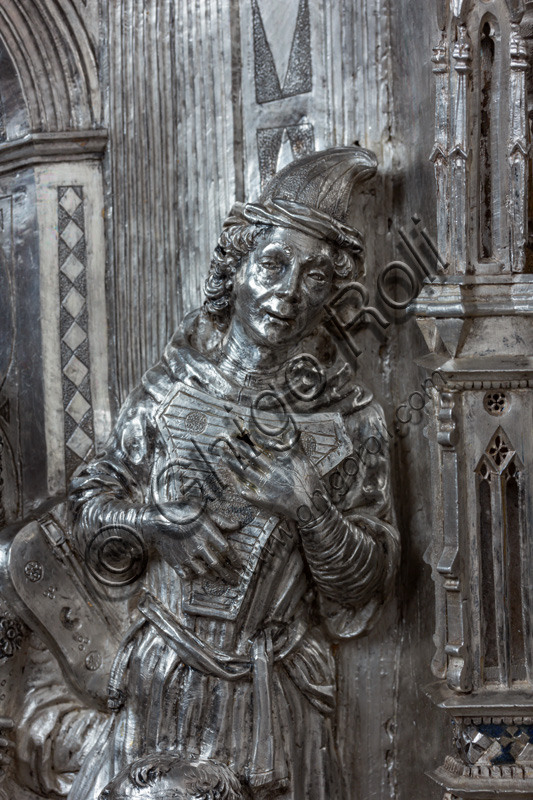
231, 227, 338, 348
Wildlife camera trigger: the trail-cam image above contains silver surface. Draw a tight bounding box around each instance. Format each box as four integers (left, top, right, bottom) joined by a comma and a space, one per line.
1, 147, 401, 798
3, 0, 528, 797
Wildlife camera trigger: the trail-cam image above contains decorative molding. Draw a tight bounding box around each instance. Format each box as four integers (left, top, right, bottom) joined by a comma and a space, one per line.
450, 25, 471, 275
452, 718, 533, 770
435, 390, 471, 692
0, 0, 102, 131
432, 31, 450, 273
36, 163, 110, 496
427, 3, 531, 278
508, 23, 529, 273
448, 379, 533, 390
421, 7, 533, 795
0, 131, 107, 176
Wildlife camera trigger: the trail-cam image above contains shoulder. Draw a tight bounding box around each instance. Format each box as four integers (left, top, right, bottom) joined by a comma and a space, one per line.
343, 399, 392, 481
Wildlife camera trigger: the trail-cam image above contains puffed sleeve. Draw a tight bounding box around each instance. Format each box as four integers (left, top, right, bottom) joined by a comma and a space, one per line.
68, 375, 162, 557
302, 401, 399, 639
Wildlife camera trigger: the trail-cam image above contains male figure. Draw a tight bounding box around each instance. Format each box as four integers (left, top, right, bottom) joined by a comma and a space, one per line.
12, 147, 399, 799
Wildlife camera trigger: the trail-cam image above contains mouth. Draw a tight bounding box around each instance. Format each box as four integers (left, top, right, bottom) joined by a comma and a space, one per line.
263, 308, 296, 325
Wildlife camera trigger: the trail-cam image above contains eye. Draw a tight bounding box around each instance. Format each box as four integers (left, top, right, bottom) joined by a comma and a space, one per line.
307, 271, 327, 284
259, 258, 285, 274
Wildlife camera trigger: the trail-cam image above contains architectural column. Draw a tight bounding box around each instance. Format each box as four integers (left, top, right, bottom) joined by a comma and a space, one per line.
412, 1, 533, 797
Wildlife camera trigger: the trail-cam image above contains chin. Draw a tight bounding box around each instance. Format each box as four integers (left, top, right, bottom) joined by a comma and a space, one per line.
256, 323, 300, 347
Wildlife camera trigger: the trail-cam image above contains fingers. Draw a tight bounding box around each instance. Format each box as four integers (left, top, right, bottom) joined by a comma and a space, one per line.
171, 562, 190, 581
196, 545, 239, 586
224, 456, 265, 496
207, 509, 241, 532
199, 522, 241, 580
201, 519, 230, 554
223, 436, 269, 475
223, 448, 249, 480
0, 720, 13, 731
170, 515, 242, 584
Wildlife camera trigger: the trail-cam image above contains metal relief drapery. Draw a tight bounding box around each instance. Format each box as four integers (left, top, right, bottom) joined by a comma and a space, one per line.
6, 0, 530, 797
0, 146, 400, 799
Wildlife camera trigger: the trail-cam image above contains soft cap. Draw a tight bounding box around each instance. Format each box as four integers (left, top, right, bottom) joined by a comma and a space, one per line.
224, 146, 378, 252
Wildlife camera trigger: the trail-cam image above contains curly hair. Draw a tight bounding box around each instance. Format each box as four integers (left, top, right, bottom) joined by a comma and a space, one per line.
203, 222, 361, 329
99, 753, 245, 800
203, 223, 269, 327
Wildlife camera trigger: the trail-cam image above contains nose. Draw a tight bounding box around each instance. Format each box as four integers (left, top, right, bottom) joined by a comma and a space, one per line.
275, 262, 301, 303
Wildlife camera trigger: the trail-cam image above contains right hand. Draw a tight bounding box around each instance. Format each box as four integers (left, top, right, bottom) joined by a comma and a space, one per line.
0, 717, 14, 783
141, 503, 242, 585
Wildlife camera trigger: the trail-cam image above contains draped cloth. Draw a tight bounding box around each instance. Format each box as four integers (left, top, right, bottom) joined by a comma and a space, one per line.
65, 316, 399, 800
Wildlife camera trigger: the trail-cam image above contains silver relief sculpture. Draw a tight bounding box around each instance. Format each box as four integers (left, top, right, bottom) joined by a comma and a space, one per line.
0, 147, 399, 799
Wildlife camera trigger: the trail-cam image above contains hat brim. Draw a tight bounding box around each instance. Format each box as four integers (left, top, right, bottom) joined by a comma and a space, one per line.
224, 198, 364, 253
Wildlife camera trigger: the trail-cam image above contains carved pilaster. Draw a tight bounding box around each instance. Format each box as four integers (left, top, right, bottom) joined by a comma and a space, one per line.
450, 25, 471, 275
431, 32, 450, 273
415, 2, 533, 797
436, 390, 471, 692
509, 23, 529, 273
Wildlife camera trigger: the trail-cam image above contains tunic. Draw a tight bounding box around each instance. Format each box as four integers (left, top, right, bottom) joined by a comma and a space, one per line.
66, 318, 399, 800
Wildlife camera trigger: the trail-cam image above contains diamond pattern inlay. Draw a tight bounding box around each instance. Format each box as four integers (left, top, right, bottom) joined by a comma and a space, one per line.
66, 427, 92, 460
62, 286, 85, 319
61, 252, 84, 283
63, 354, 88, 387
58, 185, 93, 481
61, 219, 84, 250
59, 186, 82, 216
62, 321, 87, 352
66, 391, 91, 424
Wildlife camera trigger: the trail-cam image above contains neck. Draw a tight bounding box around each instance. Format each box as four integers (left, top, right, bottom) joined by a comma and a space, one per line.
219, 318, 293, 376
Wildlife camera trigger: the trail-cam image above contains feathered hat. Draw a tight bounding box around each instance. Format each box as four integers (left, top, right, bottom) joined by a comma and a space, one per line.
224, 145, 378, 253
